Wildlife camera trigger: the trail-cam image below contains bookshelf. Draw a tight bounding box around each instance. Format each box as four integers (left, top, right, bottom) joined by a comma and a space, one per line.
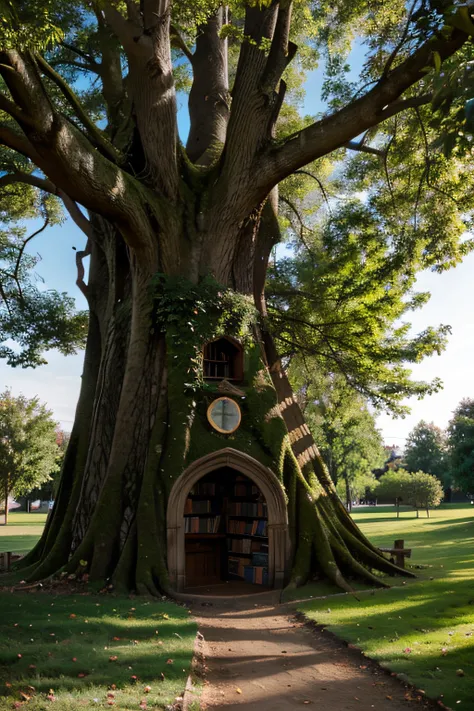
184, 468, 269, 588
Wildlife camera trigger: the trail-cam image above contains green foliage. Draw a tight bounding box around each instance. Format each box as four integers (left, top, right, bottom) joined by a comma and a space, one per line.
377, 468, 444, 512
296, 372, 383, 502
0, 390, 59, 506
376, 468, 412, 504
152, 273, 256, 389
404, 420, 448, 487
268, 199, 451, 413
0, 225, 88, 367
447, 398, 474, 494
405, 470, 444, 511
0, 0, 65, 50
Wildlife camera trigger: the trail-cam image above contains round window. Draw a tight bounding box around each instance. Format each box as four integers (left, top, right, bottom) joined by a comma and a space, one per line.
207, 397, 241, 434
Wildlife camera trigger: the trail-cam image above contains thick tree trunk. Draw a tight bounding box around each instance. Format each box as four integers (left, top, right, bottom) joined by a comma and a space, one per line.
345, 475, 352, 512
5, 200, 413, 594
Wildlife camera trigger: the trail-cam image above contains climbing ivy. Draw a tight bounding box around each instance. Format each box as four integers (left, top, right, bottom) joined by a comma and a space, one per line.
152, 274, 256, 390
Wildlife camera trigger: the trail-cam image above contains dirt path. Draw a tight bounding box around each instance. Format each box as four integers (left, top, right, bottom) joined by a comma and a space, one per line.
192, 603, 435, 711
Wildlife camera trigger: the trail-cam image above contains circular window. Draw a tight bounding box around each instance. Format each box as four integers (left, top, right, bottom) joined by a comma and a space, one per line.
207, 397, 241, 434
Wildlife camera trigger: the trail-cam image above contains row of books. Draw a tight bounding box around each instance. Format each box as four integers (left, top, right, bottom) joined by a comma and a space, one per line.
228, 556, 251, 577
228, 519, 267, 536
184, 516, 221, 533
229, 501, 267, 517
228, 559, 268, 585
234, 482, 260, 496
244, 566, 268, 585
189, 482, 216, 496
227, 538, 253, 553
184, 499, 212, 514
227, 540, 270, 560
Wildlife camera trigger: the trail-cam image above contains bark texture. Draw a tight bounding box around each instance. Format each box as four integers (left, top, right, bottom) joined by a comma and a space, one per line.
1, 1, 463, 592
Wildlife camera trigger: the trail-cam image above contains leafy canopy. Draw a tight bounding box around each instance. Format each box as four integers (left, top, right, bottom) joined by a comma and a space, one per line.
447, 398, 474, 493
0, 389, 59, 501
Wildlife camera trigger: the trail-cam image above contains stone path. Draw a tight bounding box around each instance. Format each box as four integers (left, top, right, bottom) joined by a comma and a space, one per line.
190, 602, 437, 711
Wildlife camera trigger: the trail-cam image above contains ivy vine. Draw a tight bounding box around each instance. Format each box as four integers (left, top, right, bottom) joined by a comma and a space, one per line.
152, 274, 256, 390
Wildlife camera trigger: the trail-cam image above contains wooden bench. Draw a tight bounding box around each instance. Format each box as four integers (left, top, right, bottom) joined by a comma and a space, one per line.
379, 539, 412, 569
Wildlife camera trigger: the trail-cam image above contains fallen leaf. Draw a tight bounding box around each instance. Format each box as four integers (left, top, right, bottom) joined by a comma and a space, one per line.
386, 696, 393, 701
109, 656, 118, 662
69, 614, 76, 619
112, 637, 120, 642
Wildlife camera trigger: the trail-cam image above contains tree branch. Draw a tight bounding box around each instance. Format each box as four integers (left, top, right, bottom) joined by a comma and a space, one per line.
35, 54, 119, 162
187, 8, 230, 165
0, 51, 164, 252
171, 25, 193, 63
76, 239, 92, 299
0, 170, 57, 194
344, 140, 385, 157
0, 124, 41, 163
59, 192, 95, 241
12, 218, 50, 306
60, 42, 98, 68
260, 25, 468, 190
294, 170, 332, 211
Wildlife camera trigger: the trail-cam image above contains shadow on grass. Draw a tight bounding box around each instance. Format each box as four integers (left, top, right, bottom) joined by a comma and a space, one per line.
0, 592, 196, 709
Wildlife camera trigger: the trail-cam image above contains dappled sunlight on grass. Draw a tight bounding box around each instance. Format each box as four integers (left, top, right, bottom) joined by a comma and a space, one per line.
299, 504, 474, 708
0, 513, 47, 554
0, 593, 196, 710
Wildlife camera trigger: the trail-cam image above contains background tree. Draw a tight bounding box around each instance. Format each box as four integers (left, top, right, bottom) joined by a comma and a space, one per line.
0, 1, 473, 592
297, 373, 384, 510
0, 171, 87, 367
0, 390, 59, 524
447, 399, 474, 494
24, 429, 70, 506
404, 471, 444, 518
375, 469, 412, 518
404, 421, 448, 489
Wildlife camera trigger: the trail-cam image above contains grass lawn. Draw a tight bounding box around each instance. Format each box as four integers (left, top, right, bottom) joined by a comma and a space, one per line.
0, 513, 47, 554
0, 593, 197, 711
298, 503, 474, 709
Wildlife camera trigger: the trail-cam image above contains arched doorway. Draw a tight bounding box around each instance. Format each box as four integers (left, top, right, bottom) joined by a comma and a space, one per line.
167, 449, 290, 592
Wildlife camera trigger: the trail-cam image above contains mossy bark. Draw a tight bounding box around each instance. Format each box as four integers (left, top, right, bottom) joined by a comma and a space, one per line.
6, 209, 413, 595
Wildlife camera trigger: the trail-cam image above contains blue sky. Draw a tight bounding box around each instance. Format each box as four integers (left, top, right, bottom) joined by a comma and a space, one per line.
1, 55, 473, 447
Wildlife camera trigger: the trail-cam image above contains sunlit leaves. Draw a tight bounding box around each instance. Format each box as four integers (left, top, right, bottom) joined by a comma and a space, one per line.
0, 389, 59, 499
0, 0, 64, 51
447, 399, 474, 494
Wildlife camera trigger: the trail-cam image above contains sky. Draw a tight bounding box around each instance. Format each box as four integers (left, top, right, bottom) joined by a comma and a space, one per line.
1, 48, 474, 448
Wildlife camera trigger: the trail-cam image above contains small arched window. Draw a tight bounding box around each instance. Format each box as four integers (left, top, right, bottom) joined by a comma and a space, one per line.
203, 336, 243, 382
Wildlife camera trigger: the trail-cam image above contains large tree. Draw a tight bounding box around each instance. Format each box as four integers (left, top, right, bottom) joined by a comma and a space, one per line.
294, 373, 384, 511
404, 420, 448, 488
447, 399, 474, 494
0, 390, 59, 524
1, 0, 474, 593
